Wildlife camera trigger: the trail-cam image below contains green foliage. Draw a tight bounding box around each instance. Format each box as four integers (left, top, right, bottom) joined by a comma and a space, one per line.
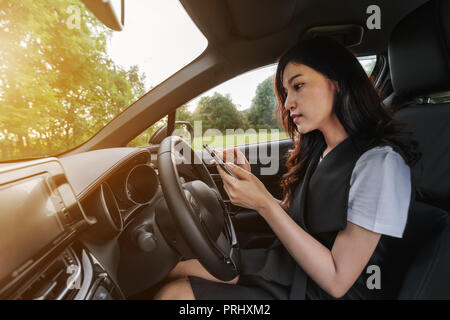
0, 0, 146, 161
192, 93, 244, 133
246, 75, 277, 129
127, 117, 167, 147
176, 104, 193, 124
429, 94, 450, 104
129, 75, 287, 148
128, 105, 192, 147
191, 131, 289, 150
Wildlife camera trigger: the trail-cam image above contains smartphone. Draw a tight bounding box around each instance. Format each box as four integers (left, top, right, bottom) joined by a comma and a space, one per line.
203, 144, 237, 178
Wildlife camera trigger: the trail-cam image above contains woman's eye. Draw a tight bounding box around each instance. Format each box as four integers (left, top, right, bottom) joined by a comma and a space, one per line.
293, 84, 304, 91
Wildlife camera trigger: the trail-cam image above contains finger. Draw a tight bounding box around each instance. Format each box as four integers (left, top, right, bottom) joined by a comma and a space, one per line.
212, 149, 224, 161
234, 148, 249, 166
222, 184, 235, 205
225, 162, 250, 180
223, 182, 231, 197
210, 159, 217, 165
216, 164, 234, 184
222, 150, 227, 163
222, 148, 234, 163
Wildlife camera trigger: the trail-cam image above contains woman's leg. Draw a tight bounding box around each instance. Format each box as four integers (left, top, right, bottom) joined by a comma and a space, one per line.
166, 259, 239, 284
154, 259, 239, 300
153, 277, 195, 300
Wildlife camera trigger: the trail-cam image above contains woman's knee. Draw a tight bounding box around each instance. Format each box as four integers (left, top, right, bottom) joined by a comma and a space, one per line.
167, 259, 239, 284
154, 278, 195, 300
167, 259, 198, 280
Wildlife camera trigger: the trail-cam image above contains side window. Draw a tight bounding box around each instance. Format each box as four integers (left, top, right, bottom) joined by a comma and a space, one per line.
180, 64, 288, 150
129, 57, 377, 149
430, 94, 450, 104
126, 108, 191, 147
358, 55, 377, 77
127, 117, 167, 147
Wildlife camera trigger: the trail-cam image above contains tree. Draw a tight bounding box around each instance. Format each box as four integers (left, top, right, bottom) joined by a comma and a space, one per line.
246, 75, 277, 129
0, 0, 147, 160
192, 93, 243, 133
126, 65, 147, 99
176, 104, 193, 124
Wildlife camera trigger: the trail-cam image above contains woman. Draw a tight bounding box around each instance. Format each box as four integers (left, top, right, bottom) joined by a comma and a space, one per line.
154, 37, 421, 300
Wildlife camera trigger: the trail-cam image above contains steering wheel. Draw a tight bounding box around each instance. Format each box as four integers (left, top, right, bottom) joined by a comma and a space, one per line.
157, 136, 240, 281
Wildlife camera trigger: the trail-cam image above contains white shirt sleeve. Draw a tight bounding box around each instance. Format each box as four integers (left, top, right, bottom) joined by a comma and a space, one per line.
346, 146, 412, 238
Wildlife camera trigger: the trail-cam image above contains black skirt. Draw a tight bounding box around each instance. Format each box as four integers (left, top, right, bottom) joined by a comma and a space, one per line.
188, 246, 295, 300
188, 274, 290, 300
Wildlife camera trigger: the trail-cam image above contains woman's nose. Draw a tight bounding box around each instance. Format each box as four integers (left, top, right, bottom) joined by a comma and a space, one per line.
284, 94, 296, 111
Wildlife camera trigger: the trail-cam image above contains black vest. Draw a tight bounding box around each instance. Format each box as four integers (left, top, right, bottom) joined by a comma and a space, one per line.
264, 133, 415, 299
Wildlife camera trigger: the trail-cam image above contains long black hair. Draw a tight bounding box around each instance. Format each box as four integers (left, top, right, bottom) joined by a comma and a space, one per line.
274, 37, 422, 209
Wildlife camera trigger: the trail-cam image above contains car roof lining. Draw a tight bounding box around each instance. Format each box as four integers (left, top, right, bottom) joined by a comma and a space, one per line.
181, 0, 430, 56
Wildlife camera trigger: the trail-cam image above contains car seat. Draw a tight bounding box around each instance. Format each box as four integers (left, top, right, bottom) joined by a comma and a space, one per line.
386, 0, 450, 299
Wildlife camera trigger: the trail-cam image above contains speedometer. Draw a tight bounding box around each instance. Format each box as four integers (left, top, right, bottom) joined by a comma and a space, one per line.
125, 164, 158, 205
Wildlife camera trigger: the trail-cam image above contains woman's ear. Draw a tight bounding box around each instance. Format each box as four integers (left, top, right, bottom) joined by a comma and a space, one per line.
333, 80, 340, 93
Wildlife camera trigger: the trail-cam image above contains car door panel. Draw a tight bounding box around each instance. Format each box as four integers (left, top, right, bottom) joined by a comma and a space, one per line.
202, 138, 293, 248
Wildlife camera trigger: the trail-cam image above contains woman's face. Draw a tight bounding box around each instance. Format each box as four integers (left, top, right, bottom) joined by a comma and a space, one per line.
282, 62, 337, 134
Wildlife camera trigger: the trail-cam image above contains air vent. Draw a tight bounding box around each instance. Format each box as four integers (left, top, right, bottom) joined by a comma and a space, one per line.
19, 249, 81, 300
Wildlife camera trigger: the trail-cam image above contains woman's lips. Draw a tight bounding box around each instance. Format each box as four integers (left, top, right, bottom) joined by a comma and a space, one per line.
291, 114, 302, 122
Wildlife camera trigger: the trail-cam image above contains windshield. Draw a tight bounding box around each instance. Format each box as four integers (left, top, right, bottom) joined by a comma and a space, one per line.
0, 0, 207, 162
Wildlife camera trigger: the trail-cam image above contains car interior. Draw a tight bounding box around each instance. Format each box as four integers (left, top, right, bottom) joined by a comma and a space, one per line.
0, 0, 449, 300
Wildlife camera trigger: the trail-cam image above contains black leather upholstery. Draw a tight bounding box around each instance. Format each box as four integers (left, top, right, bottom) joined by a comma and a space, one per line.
388, 0, 450, 100
399, 224, 450, 299
387, 0, 450, 299
395, 103, 450, 212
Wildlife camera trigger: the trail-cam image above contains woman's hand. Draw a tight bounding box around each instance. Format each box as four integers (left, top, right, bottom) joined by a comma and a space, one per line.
215, 161, 276, 212
213, 147, 251, 172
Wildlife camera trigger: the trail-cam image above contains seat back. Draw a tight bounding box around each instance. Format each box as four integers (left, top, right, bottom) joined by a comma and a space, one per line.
399, 224, 450, 299
386, 0, 450, 299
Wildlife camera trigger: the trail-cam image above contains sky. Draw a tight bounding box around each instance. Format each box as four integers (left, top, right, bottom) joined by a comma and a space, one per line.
186, 64, 278, 112
107, 0, 207, 94
106, 0, 278, 112
107, 1, 376, 113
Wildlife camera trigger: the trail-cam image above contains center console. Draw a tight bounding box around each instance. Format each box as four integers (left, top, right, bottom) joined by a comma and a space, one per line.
0, 158, 123, 300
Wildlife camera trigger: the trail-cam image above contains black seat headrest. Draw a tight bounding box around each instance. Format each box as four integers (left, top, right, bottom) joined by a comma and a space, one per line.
388, 0, 450, 100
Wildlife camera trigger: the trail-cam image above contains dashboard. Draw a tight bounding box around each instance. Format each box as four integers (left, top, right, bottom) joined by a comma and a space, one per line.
0, 145, 210, 299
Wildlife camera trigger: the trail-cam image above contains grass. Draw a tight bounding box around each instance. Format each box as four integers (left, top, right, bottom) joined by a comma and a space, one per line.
191, 131, 290, 150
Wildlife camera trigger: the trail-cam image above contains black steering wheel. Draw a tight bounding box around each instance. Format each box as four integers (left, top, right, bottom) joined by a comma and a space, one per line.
157, 136, 240, 281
